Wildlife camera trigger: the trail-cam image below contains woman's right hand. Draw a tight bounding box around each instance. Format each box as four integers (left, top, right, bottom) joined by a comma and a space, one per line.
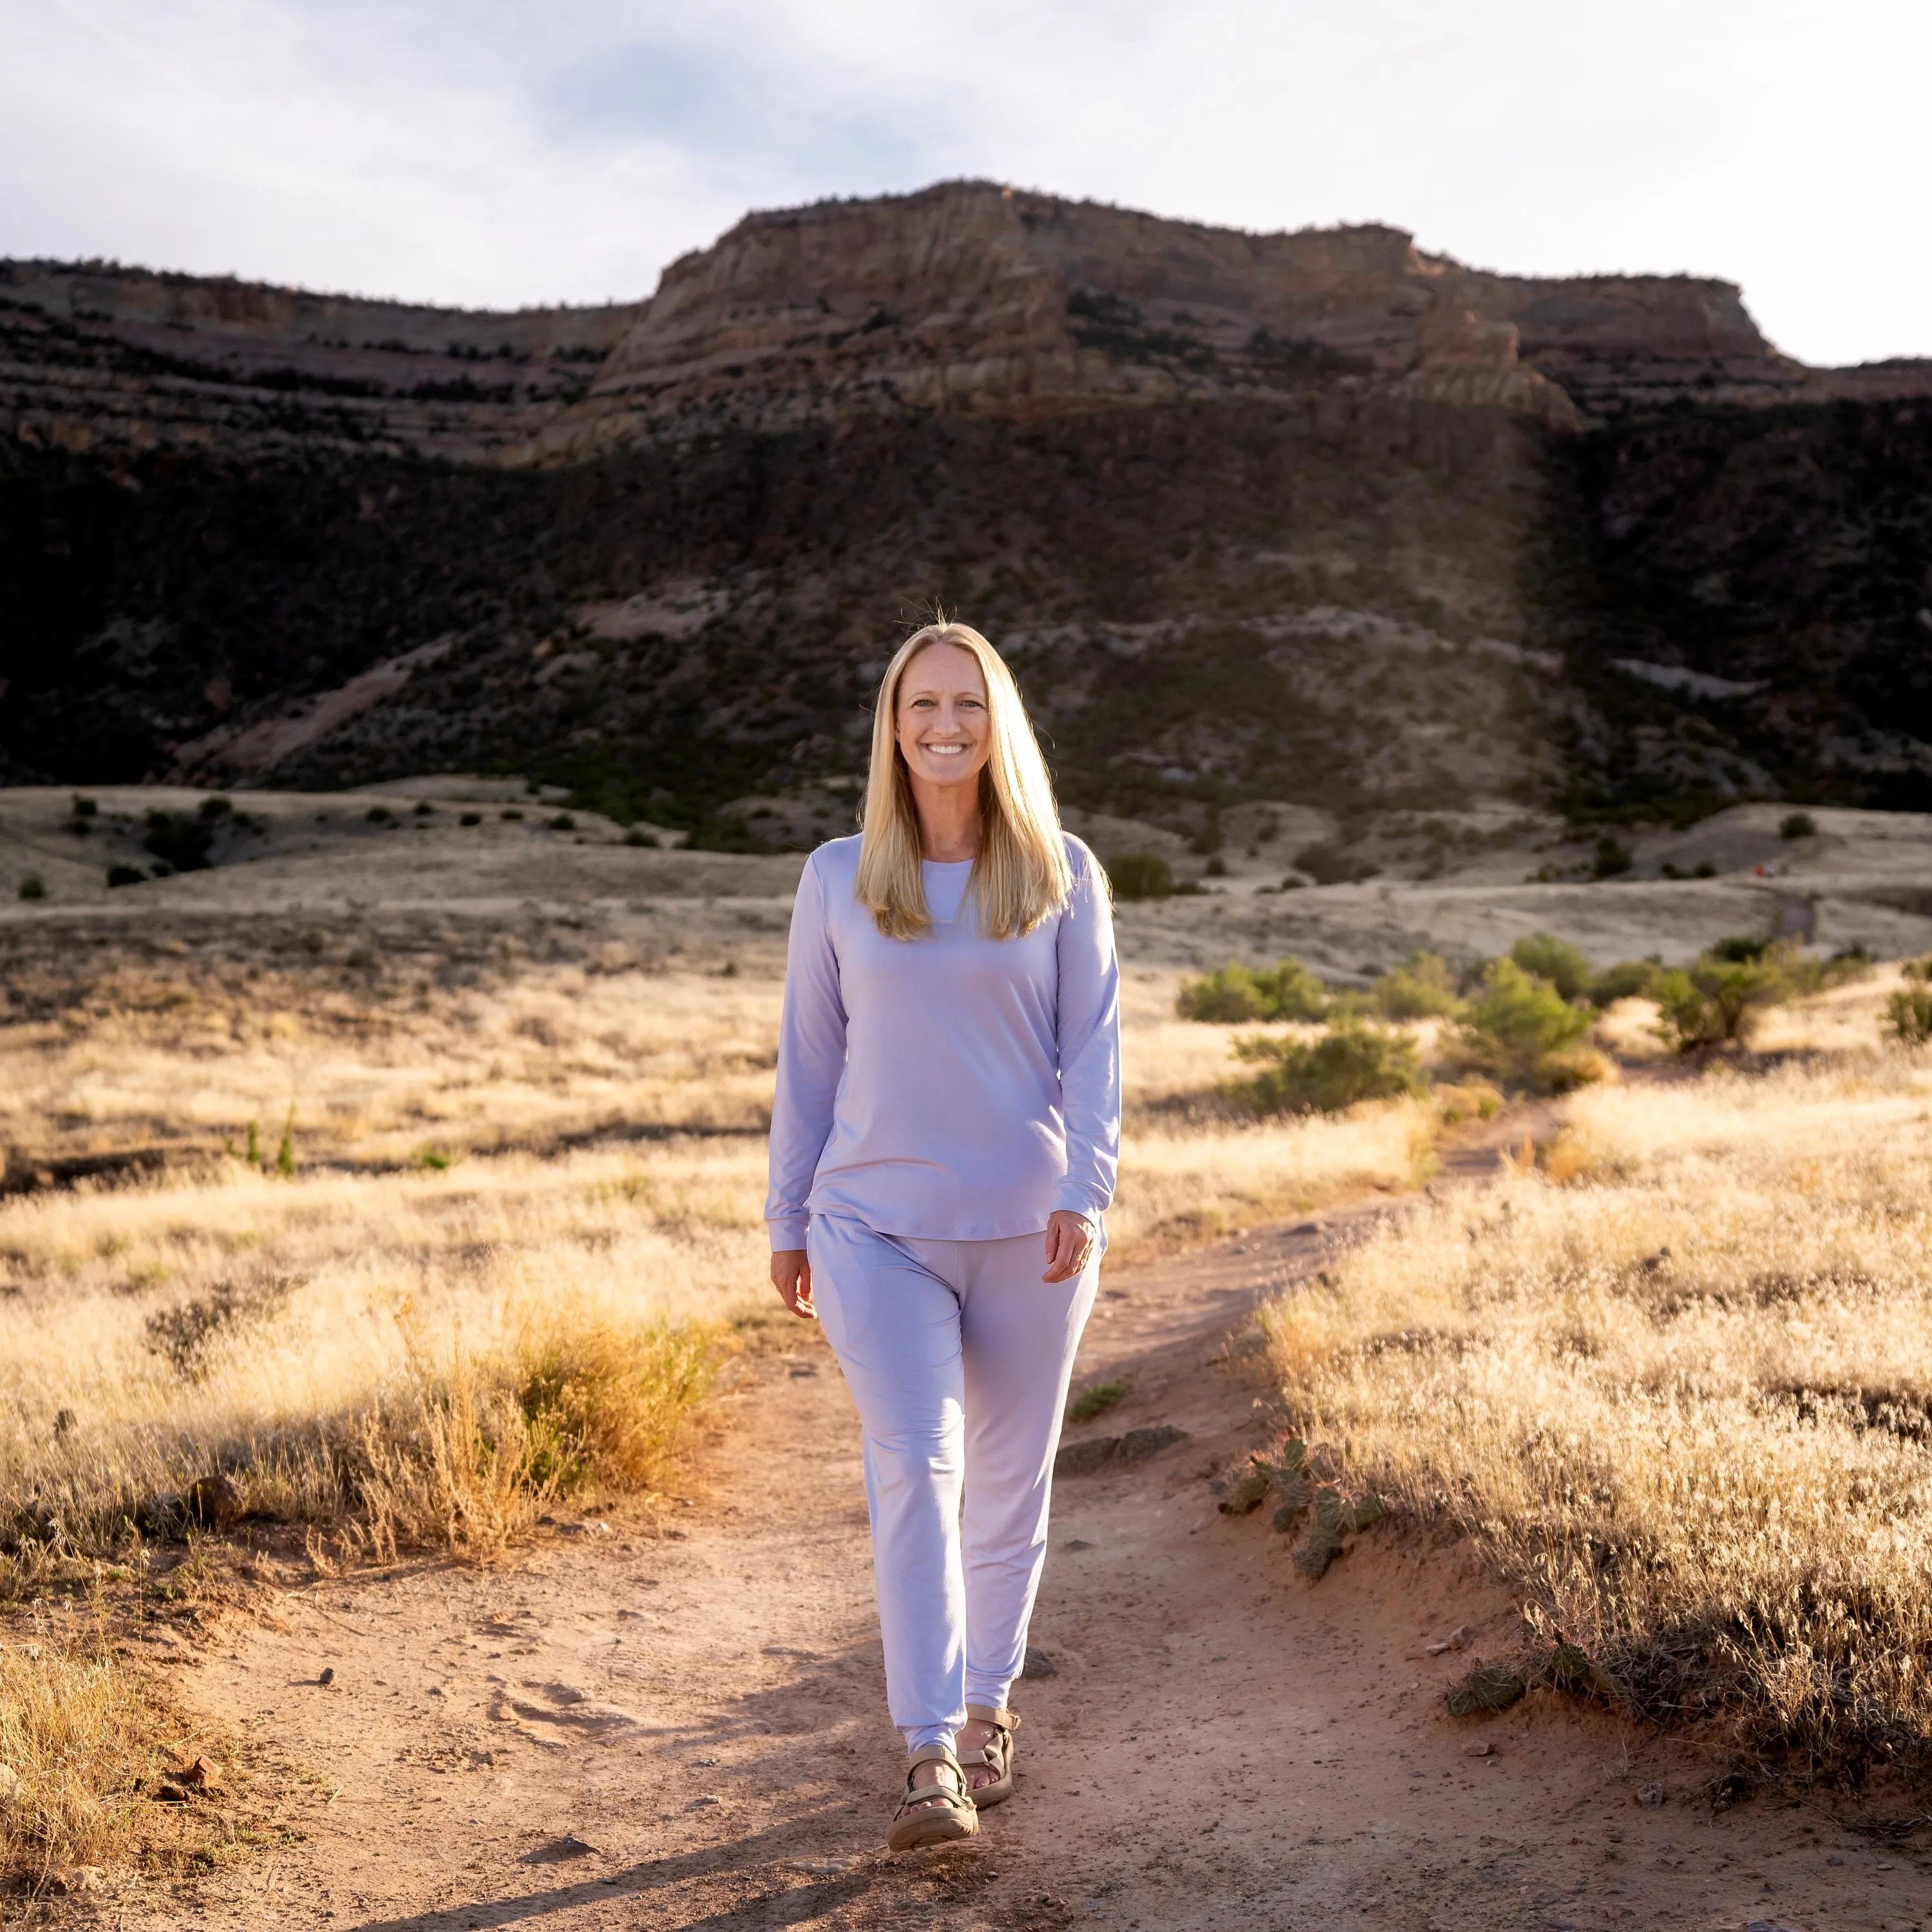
771, 1249, 816, 1320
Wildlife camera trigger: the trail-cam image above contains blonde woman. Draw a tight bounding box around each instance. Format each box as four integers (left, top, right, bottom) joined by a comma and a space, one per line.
767, 619, 1120, 1850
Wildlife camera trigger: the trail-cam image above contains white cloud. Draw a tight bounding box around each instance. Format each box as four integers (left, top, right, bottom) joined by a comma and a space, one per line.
2, 0, 1927, 362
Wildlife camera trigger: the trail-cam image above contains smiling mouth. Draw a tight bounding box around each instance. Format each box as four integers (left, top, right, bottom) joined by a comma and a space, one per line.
921, 743, 969, 757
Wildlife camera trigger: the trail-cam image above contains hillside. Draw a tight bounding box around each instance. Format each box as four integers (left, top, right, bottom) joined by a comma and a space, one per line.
3, 180, 1930, 838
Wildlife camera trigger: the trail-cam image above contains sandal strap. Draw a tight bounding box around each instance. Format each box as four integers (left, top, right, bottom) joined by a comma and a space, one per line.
898, 1745, 973, 1816
965, 1704, 1018, 1734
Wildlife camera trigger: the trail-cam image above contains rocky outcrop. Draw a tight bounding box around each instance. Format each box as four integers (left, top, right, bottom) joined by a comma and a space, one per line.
12, 181, 1919, 471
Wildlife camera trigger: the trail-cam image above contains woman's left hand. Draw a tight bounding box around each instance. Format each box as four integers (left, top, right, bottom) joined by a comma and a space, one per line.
1041, 1210, 1097, 1283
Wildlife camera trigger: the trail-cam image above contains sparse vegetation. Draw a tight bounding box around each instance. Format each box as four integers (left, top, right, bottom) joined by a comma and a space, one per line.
1067, 1379, 1129, 1425
1586, 958, 1662, 1007
1651, 945, 1791, 1051
1232, 1016, 1426, 1116
1779, 810, 1817, 839
1455, 958, 1599, 1091
1105, 851, 1174, 901
1176, 957, 1328, 1023
1262, 1056, 1932, 1772
1508, 932, 1592, 1002
17, 873, 44, 902
1291, 843, 1378, 887
1370, 950, 1461, 1019
1889, 956, 1932, 1045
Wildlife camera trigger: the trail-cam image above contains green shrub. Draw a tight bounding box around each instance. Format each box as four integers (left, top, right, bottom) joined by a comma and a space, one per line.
1204, 854, 1228, 877
106, 864, 146, 889
1106, 851, 1175, 901
70, 793, 97, 818
1591, 837, 1633, 879
366, 805, 393, 824
1651, 948, 1792, 1052
1888, 985, 1932, 1046
547, 813, 576, 831
1509, 932, 1593, 1001
1177, 957, 1329, 1023
1370, 951, 1463, 1019
1779, 811, 1817, 840
1292, 843, 1379, 887
1067, 1379, 1130, 1424
197, 795, 233, 820
142, 810, 214, 872
1457, 958, 1595, 1090
500, 808, 524, 822
1587, 959, 1662, 1007
460, 811, 482, 826
17, 873, 44, 902
1233, 1017, 1426, 1115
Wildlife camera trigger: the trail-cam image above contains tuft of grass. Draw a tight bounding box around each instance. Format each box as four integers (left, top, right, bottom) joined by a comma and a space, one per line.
1067, 1379, 1129, 1425
1261, 1054, 1932, 1773
0, 1618, 178, 1894
1105, 851, 1173, 901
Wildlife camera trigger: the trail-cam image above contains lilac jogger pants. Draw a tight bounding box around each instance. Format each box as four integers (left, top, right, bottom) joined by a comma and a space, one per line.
806, 1213, 1100, 1754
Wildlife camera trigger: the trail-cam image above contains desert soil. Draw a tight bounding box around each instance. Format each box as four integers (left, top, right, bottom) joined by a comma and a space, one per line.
109, 1119, 1929, 1932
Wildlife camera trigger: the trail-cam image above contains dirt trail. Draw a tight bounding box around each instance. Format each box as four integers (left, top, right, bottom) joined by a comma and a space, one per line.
133, 1121, 1925, 1931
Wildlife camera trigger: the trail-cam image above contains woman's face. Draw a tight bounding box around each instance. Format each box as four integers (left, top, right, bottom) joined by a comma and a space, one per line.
895, 643, 992, 792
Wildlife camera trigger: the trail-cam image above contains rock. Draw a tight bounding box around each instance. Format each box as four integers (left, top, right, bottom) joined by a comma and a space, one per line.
1022, 1646, 1059, 1680
48, 1866, 104, 1895
154, 1782, 190, 1803
318, 1667, 335, 1687
690, 1794, 723, 1809
1055, 1424, 1188, 1478
1637, 1780, 1665, 1807
176, 1755, 221, 1791
1426, 1626, 1472, 1656
1464, 1741, 1495, 1757
0, 1762, 20, 1808
1117, 1425, 1190, 1464
556, 1832, 602, 1856
185, 1473, 243, 1530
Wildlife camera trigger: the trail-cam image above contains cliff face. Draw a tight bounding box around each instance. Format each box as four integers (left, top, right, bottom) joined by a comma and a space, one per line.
3, 182, 1930, 828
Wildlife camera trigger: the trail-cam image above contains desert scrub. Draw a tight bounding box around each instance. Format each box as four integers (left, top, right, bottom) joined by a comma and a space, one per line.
1370, 951, 1461, 1020
1455, 958, 1600, 1092
1261, 1054, 1932, 1770
0, 1618, 183, 1895
1508, 932, 1592, 1003
1176, 956, 1328, 1023
1889, 954, 1932, 1046
1233, 1017, 1426, 1116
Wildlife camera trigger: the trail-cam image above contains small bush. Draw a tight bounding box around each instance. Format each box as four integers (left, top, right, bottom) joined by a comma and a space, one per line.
1887, 983, 1932, 1046
1293, 843, 1378, 887
1204, 854, 1228, 877
1710, 934, 1770, 963
1779, 811, 1817, 840
1233, 1017, 1426, 1116
142, 811, 214, 873
69, 793, 98, 818
18, 873, 45, 901
460, 811, 482, 827
106, 864, 146, 889
1106, 851, 1174, 901
500, 808, 524, 822
1371, 951, 1462, 1019
1457, 958, 1595, 1091
196, 795, 232, 820
366, 805, 392, 824
1651, 949, 1790, 1052
1177, 957, 1329, 1023
1068, 1379, 1129, 1425
1588, 959, 1662, 1007
1509, 932, 1593, 1001
413, 800, 435, 817
1591, 837, 1632, 879
547, 813, 577, 832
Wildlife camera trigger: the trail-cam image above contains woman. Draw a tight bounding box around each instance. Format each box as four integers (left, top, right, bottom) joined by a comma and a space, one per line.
767, 618, 1120, 1850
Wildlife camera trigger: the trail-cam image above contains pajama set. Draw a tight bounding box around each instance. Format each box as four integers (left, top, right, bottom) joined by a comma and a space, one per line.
766, 831, 1121, 1753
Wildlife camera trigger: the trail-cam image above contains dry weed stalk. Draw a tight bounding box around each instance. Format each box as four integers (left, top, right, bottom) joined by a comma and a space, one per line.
1264, 1053, 1932, 1768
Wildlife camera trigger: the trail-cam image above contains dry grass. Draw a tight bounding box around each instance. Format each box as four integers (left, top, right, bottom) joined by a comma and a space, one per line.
1262, 1048, 1932, 1772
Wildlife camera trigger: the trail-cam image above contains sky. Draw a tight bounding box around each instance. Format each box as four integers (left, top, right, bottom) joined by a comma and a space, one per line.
3, 0, 1927, 367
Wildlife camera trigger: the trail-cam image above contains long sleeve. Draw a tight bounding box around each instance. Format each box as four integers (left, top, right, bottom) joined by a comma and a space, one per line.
766, 853, 847, 1249
1053, 844, 1121, 1220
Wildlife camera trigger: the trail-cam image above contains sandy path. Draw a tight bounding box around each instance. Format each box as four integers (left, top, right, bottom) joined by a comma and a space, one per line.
136, 1142, 1928, 1931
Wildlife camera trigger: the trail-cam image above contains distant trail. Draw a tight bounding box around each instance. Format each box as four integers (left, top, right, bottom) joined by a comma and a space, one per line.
149, 1106, 1911, 1931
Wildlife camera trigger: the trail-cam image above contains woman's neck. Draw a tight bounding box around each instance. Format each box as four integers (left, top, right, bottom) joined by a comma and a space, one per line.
911, 779, 981, 863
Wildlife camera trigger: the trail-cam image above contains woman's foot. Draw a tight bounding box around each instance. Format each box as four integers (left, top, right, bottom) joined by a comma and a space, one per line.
956, 1705, 1019, 1808
888, 1745, 979, 1851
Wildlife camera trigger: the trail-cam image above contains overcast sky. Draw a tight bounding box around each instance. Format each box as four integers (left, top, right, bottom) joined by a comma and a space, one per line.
4, 0, 1927, 366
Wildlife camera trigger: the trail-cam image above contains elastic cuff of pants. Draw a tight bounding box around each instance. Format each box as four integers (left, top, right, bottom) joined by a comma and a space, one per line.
902, 1724, 958, 1756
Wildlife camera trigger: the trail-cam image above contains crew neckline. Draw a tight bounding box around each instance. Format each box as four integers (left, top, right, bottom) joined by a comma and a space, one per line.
922, 857, 976, 868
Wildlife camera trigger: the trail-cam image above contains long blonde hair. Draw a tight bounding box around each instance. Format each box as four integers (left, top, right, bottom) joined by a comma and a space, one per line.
855, 620, 1073, 941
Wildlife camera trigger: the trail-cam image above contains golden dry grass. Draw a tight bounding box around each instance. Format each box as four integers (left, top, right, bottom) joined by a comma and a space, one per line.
1263, 1048, 1932, 1770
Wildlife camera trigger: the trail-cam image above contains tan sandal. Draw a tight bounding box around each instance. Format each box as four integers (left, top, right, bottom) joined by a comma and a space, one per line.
959, 1704, 1020, 1809
887, 1742, 980, 1851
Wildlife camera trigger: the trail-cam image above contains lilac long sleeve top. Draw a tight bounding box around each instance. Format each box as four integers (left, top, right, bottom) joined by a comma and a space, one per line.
765, 831, 1121, 1249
